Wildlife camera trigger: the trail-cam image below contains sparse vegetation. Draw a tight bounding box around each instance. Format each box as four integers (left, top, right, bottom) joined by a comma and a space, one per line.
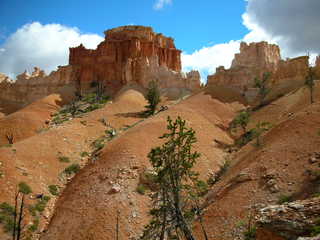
310, 219, 320, 236
140, 116, 208, 240
235, 129, 256, 147
48, 185, 59, 196
207, 159, 230, 186
144, 80, 160, 117
80, 151, 89, 157
0, 202, 15, 233
51, 92, 110, 125
18, 182, 32, 195
231, 110, 250, 134
64, 163, 80, 175
254, 72, 271, 107
136, 184, 147, 195
92, 137, 105, 151
243, 226, 257, 240
251, 121, 272, 147
0, 182, 37, 239
277, 194, 293, 204
305, 66, 315, 104
58, 156, 70, 163
5, 132, 14, 144
33, 196, 50, 213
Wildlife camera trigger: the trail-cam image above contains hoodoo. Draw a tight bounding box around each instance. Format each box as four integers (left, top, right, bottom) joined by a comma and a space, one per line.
69, 25, 200, 95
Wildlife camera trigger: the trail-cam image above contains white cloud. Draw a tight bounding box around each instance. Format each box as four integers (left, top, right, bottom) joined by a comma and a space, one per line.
182, 41, 241, 83
0, 22, 103, 78
181, 0, 319, 83
153, 0, 172, 10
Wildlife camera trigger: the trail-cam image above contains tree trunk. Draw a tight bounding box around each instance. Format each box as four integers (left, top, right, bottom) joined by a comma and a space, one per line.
16, 194, 25, 240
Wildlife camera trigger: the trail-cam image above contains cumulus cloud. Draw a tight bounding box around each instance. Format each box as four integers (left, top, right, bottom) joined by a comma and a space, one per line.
182, 41, 241, 83
0, 22, 103, 78
153, 0, 172, 10
246, 0, 320, 56
182, 0, 320, 82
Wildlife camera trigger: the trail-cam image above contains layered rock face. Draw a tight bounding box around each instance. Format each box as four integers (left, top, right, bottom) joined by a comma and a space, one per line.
208, 42, 281, 91
207, 41, 310, 100
0, 66, 75, 105
231, 42, 281, 70
256, 197, 320, 240
314, 56, 320, 79
69, 25, 200, 95
0, 26, 200, 109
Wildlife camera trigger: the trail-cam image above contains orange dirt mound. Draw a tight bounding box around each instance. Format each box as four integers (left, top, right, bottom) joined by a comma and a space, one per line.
41, 92, 240, 240
0, 94, 64, 145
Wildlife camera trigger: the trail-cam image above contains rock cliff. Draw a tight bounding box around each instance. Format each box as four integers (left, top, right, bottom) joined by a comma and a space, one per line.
207, 42, 310, 101
69, 25, 200, 95
0, 66, 75, 106
256, 197, 320, 240
231, 42, 281, 70
0, 26, 200, 109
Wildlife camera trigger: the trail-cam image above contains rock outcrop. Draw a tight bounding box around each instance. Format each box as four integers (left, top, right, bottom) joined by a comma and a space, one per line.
69, 25, 200, 96
231, 42, 281, 70
208, 42, 281, 92
256, 197, 320, 240
0, 66, 75, 106
0, 26, 200, 109
207, 42, 310, 102
314, 56, 320, 79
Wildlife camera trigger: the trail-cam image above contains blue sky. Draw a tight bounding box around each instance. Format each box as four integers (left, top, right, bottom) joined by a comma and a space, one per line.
0, 0, 247, 53
0, 0, 319, 81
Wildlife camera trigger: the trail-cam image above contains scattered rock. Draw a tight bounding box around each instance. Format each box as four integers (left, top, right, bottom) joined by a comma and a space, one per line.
297, 234, 320, 240
109, 183, 121, 194
257, 197, 320, 240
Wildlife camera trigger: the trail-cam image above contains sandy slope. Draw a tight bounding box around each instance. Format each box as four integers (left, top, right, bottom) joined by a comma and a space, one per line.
40, 91, 239, 240
194, 83, 320, 239
0, 90, 148, 238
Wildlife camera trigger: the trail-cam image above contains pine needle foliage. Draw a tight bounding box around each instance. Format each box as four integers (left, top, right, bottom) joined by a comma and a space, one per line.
144, 81, 160, 116
140, 116, 207, 240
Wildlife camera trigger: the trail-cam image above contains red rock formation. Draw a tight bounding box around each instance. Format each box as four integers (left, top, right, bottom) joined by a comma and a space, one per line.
207, 41, 309, 101
69, 25, 199, 95
231, 42, 281, 70
0, 26, 200, 107
0, 66, 75, 105
314, 55, 320, 79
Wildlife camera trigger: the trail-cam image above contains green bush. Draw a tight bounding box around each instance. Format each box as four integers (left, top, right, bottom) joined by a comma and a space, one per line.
244, 226, 257, 240
277, 194, 293, 204
80, 151, 89, 157
48, 185, 59, 196
92, 138, 105, 150
59, 156, 70, 163
136, 184, 147, 195
64, 163, 80, 175
0, 202, 15, 233
235, 130, 255, 147
144, 80, 160, 116
28, 218, 39, 232
34, 196, 50, 213
84, 103, 101, 112
18, 182, 32, 194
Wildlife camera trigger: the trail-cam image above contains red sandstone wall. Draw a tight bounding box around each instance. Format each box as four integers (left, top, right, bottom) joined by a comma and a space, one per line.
69, 26, 184, 95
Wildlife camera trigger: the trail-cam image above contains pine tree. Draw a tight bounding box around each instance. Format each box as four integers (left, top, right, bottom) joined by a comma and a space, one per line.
140, 116, 208, 240
231, 110, 250, 134
305, 66, 315, 104
144, 81, 160, 116
254, 72, 271, 106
